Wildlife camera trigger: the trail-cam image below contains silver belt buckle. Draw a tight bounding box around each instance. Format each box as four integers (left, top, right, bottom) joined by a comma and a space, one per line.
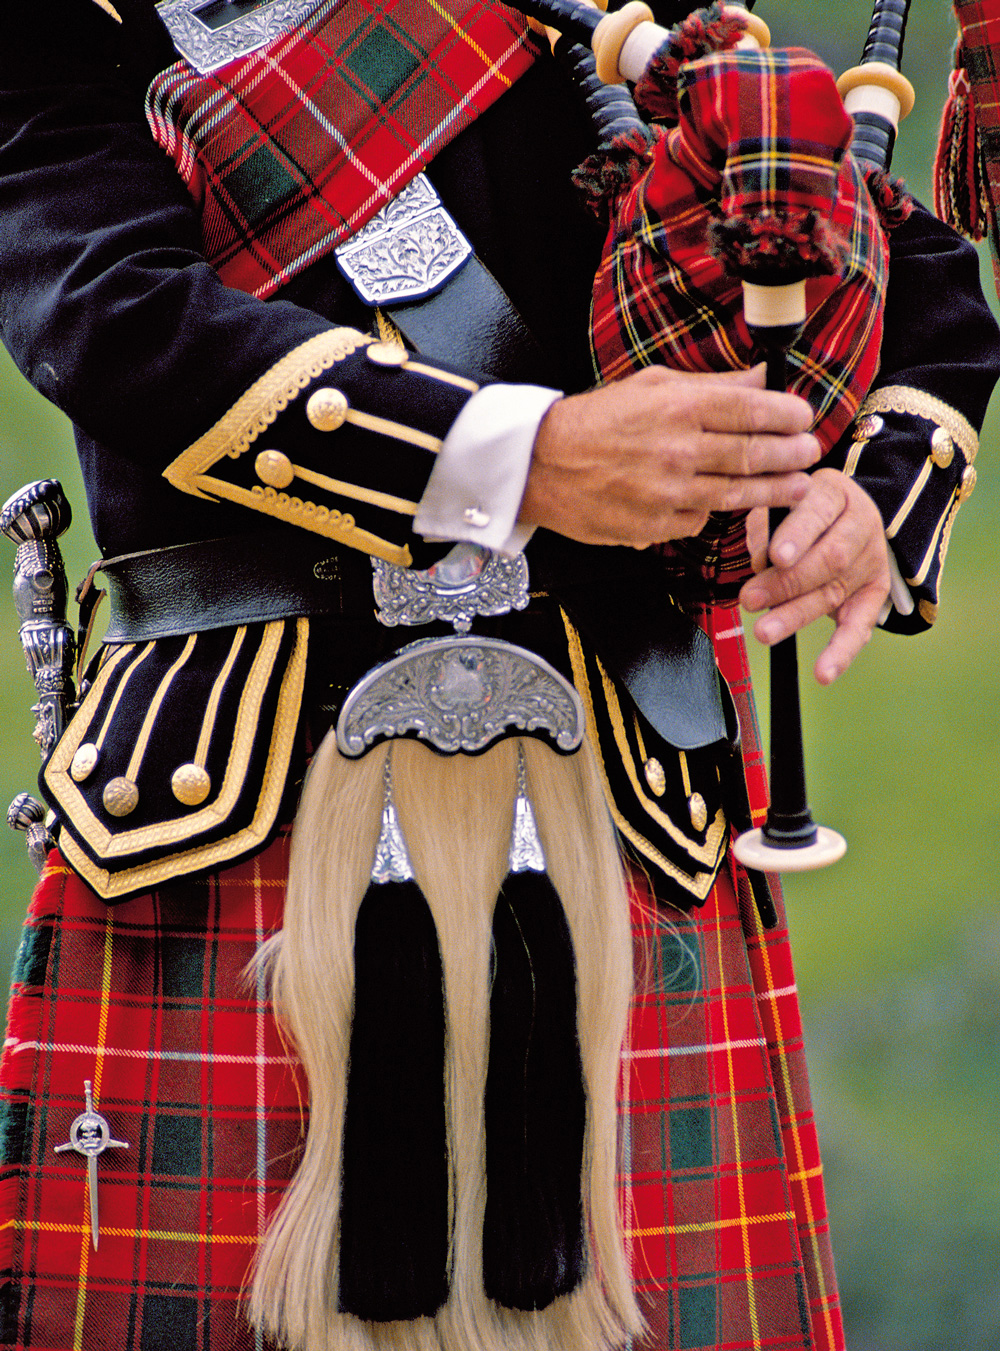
373, 543, 529, 634
335, 174, 473, 306
156, 0, 322, 74
337, 546, 580, 756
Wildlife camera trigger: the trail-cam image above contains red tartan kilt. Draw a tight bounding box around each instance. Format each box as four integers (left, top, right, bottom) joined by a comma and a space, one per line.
0, 834, 843, 1351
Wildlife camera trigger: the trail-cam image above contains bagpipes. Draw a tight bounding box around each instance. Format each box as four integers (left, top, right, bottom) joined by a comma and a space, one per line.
511, 0, 916, 871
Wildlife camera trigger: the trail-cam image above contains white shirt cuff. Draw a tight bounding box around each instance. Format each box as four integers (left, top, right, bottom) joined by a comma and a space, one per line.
878, 543, 916, 626
413, 383, 562, 555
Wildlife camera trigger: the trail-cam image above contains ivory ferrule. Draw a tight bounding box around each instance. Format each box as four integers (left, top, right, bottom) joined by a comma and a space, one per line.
837, 61, 915, 123
741, 279, 807, 330
617, 20, 668, 82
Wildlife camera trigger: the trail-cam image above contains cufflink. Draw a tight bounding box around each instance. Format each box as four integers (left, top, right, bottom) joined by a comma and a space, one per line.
462, 506, 491, 529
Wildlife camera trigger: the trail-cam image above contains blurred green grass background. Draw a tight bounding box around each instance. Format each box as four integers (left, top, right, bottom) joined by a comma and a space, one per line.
0, 2, 996, 1347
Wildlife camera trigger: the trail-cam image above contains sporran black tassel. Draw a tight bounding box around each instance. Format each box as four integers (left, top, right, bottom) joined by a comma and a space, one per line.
337, 756, 450, 1320
482, 753, 587, 1309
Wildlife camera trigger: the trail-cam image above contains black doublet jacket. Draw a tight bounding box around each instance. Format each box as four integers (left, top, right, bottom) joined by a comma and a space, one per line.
2, 0, 998, 902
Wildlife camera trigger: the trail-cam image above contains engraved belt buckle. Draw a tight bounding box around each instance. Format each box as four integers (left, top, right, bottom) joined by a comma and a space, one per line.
334, 174, 473, 306
373, 542, 529, 634
156, 0, 322, 74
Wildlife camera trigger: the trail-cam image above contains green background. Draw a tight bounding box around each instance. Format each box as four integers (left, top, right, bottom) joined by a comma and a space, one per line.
0, 2, 995, 1347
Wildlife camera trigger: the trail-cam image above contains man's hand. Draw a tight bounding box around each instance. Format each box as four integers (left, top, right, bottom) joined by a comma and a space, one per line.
519, 364, 820, 547
740, 469, 891, 685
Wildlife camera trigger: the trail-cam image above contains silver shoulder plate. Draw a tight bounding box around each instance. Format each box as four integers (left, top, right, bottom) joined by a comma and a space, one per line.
336, 637, 584, 757
373, 543, 529, 633
335, 174, 473, 306
156, 0, 324, 75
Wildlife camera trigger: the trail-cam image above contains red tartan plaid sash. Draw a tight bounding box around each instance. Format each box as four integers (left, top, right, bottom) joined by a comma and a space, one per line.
145, 0, 537, 297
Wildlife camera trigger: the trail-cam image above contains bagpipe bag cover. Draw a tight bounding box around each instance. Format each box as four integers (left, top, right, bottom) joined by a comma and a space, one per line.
589, 33, 891, 452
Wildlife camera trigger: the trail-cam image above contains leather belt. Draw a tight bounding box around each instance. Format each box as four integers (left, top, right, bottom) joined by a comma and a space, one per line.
98, 533, 377, 642
97, 530, 731, 756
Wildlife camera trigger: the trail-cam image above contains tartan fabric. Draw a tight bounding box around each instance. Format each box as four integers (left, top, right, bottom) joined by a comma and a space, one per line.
145, 0, 537, 297
590, 47, 889, 454
0, 835, 306, 1351
940, 2, 1000, 292
698, 602, 769, 829
0, 660, 844, 1351
626, 866, 842, 1351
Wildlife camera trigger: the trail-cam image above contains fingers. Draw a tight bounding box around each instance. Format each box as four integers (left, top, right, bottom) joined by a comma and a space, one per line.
522, 365, 822, 548
739, 471, 891, 683
811, 585, 887, 685
695, 430, 820, 479
745, 506, 769, 573
624, 363, 816, 440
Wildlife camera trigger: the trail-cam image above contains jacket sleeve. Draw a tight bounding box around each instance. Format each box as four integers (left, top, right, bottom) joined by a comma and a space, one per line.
0, 1, 481, 568
823, 201, 1000, 633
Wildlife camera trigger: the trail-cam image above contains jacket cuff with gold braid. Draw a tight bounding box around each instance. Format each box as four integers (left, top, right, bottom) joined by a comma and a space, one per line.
822, 201, 999, 634
163, 329, 480, 570
835, 384, 978, 632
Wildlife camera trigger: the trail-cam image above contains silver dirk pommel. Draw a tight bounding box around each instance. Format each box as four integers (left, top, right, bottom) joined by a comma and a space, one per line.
7, 793, 56, 875
1, 479, 77, 757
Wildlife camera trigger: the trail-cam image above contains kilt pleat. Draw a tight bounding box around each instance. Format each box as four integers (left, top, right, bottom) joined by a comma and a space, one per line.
0, 831, 843, 1351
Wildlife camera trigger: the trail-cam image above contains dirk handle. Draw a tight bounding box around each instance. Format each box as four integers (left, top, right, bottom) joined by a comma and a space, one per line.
1, 479, 77, 757
7, 793, 57, 875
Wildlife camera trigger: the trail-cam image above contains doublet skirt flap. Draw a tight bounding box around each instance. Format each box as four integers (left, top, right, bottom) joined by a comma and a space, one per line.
559, 610, 732, 909
41, 618, 309, 901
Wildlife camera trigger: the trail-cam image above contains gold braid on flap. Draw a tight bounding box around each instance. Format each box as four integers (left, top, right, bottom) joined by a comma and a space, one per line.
559, 610, 730, 908
858, 385, 979, 460
43, 618, 308, 900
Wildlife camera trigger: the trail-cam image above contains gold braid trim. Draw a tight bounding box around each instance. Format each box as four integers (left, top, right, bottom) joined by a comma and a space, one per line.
857, 385, 979, 461
164, 329, 373, 498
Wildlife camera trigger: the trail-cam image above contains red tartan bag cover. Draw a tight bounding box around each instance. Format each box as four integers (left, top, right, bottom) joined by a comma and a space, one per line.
587, 29, 893, 453
145, 0, 538, 297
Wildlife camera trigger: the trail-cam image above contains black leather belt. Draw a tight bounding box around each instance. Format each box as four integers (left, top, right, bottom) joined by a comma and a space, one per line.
98, 533, 377, 642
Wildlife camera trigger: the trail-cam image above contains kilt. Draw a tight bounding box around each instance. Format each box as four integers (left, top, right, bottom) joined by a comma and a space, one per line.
0, 830, 843, 1351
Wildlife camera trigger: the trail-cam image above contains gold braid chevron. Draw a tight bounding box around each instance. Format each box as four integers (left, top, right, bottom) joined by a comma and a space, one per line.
858, 385, 978, 460
163, 329, 421, 566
